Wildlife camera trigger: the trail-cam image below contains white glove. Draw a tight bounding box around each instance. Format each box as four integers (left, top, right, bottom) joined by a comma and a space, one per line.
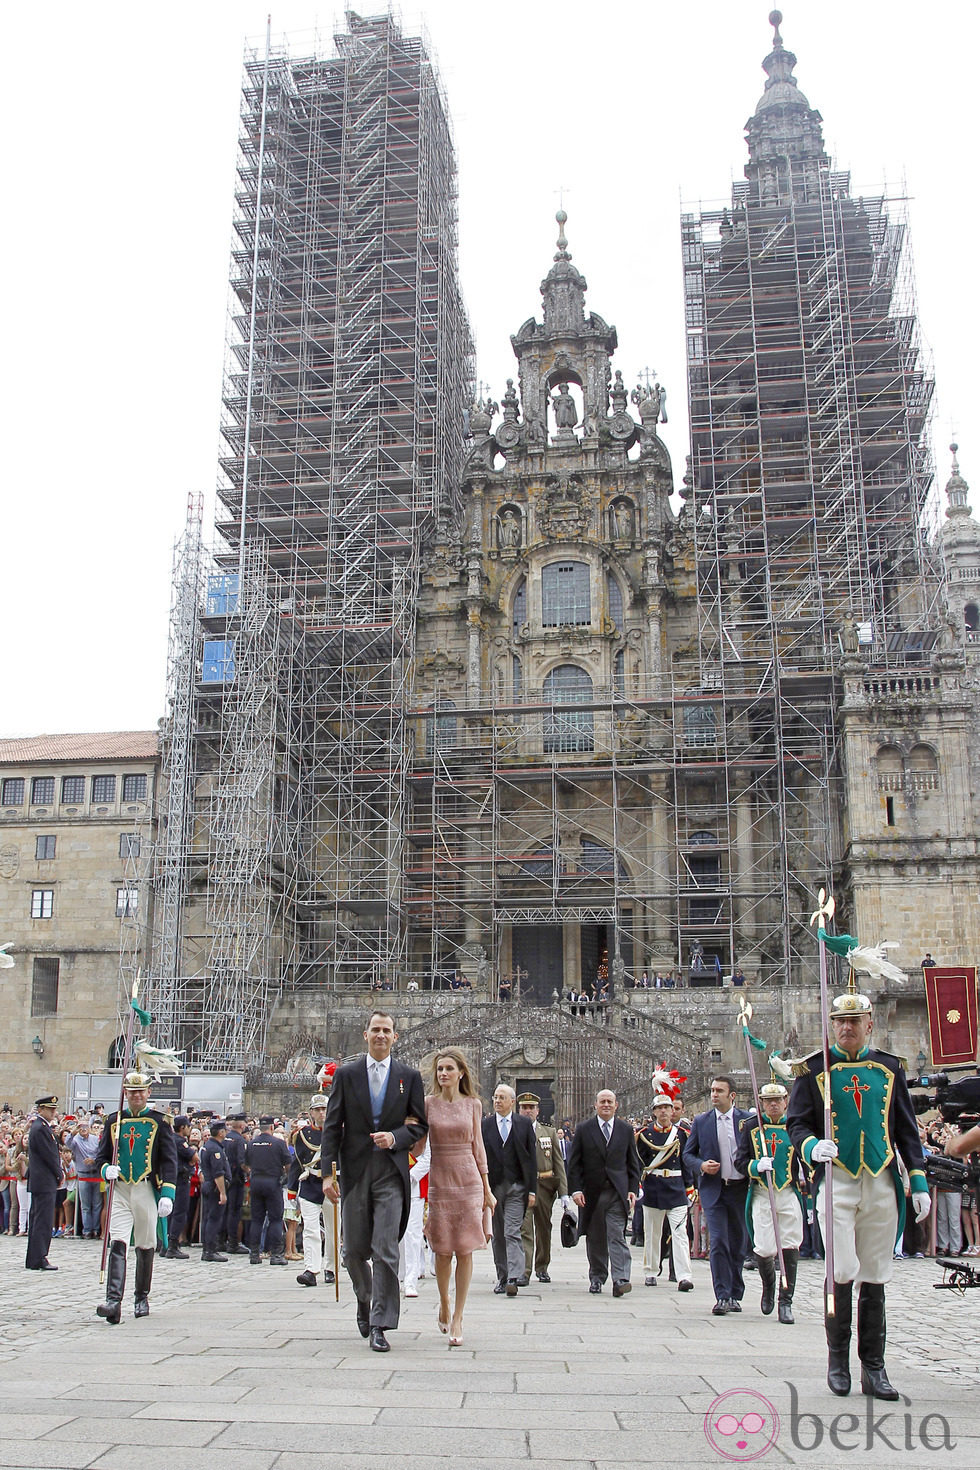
913, 1192, 931, 1224
157, 1197, 173, 1218
755, 1157, 774, 1174
103, 1164, 120, 1181
811, 1140, 838, 1164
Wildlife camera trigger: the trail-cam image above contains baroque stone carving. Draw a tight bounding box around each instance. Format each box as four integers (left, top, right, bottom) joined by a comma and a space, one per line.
538, 475, 596, 541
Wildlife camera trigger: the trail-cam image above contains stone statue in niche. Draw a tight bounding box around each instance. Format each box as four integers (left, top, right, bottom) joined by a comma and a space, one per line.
551, 383, 578, 430
612, 500, 633, 541
498, 507, 522, 549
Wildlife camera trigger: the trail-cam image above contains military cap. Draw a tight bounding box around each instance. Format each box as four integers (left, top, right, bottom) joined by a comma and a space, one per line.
308, 1095, 329, 1112
258, 1114, 276, 1126
35, 1094, 58, 1109
651, 1092, 674, 1109
517, 1092, 540, 1106
209, 1118, 228, 1132
123, 1071, 152, 1089
829, 991, 872, 1019
227, 1112, 247, 1121
174, 1115, 190, 1130
760, 1082, 788, 1099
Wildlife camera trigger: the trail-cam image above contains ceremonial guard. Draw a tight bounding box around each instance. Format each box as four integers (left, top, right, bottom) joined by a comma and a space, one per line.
734, 1081, 802, 1322
636, 1091, 695, 1291
786, 990, 930, 1399
94, 1073, 178, 1321
246, 1116, 290, 1265
518, 1092, 567, 1284
199, 1119, 232, 1261
25, 1095, 64, 1270
290, 1094, 338, 1285
221, 1115, 248, 1253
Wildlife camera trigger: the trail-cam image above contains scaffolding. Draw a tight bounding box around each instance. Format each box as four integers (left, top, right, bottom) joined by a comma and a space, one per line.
150, 12, 472, 1056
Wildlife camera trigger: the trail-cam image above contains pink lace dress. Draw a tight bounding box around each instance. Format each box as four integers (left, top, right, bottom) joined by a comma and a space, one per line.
424, 1094, 489, 1255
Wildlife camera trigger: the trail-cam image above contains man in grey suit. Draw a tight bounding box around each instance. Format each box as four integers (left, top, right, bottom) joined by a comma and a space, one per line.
482, 1084, 537, 1296
567, 1089, 641, 1296
321, 1012, 427, 1352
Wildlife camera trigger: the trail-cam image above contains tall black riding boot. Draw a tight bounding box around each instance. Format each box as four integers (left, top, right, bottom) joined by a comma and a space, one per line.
96, 1240, 127, 1325
756, 1253, 776, 1315
858, 1282, 899, 1400
778, 1249, 798, 1324
134, 1247, 154, 1318
825, 1280, 852, 1395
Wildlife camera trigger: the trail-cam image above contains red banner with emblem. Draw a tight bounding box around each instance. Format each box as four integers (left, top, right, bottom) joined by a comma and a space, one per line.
923, 967, 979, 1067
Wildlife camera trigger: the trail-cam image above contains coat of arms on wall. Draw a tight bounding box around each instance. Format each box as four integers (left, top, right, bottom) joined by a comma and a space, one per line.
537, 475, 595, 541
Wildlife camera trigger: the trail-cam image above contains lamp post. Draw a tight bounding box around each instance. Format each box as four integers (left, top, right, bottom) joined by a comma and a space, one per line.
31, 1034, 44, 1059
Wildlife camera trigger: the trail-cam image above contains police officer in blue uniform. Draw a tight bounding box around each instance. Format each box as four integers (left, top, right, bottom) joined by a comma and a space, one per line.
245, 1117, 291, 1266
222, 1115, 248, 1253
26, 1095, 64, 1270
200, 1119, 232, 1261
163, 1116, 198, 1260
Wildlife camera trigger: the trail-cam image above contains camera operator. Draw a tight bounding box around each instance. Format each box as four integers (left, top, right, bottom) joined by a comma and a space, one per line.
945, 1124, 980, 1160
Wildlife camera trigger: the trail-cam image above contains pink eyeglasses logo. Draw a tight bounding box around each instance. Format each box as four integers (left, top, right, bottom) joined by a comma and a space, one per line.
704, 1389, 780, 1461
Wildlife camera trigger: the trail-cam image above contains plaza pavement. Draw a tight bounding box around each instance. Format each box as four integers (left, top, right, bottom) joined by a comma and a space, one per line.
1, 1233, 977, 1469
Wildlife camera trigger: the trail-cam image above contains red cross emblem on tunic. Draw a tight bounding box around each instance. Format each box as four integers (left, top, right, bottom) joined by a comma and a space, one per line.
125, 1125, 137, 1154
842, 1074, 870, 1116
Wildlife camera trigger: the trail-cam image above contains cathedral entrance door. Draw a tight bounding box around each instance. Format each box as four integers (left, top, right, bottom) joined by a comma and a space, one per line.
511, 926, 563, 1004
580, 922, 609, 995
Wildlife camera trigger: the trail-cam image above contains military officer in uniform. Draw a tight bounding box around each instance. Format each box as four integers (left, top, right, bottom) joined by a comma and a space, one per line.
26, 1095, 64, 1270
222, 1114, 249, 1253
94, 1073, 178, 1321
734, 1081, 802, 1322
518, 1092, 567, 1284
246, 1115, 290, 1265
288, 1095, 335, 1287
636, 1092, 695, 1291
199, 1119, 232, 1261
787, 990, 930, 1399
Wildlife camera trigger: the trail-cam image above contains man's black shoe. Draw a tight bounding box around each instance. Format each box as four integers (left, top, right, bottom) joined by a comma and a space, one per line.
323, 1270, 335, 1285
249, 1251, 261, 1264
30, 1261, 58, 1271
226, 1244, 248, 1255
356, 1302, 370, 1338
493, 1282, 506, 1294
589, 1281, 602, 1293
678, 1279, 694, 1292
712, 1299, 730, 1316
612, 1281, 631, 1297
296, 1270, 318, 1287
201, 1251, 228, 1262
165, 1246, 189, 1260
268, 1254, 288, 1266
369, 1327, 390, 1352
728, 1299, 742, 1312
517, 1275, 530, 1287
536, 1271, 551, 1283
506, 1281, 519, 1296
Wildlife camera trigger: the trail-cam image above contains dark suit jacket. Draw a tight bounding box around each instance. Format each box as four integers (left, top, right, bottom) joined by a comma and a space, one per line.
683, 1106, 752, 1206
566, 1116, 641, 1227
319, 1054, 427, 1239
27, 1116, 63, 1193
482, 1111, 537, 1207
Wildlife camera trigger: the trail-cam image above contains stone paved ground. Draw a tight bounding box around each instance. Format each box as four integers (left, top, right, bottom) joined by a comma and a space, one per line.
1, 1234, 977, 1469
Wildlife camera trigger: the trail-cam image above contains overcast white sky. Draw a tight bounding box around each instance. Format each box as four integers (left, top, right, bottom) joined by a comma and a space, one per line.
3, 0, 977, 736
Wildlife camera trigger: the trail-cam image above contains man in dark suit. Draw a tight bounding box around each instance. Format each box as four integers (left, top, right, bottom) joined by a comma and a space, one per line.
321, 1011, 427, 1352
26, 1095, 63, 1270
683, 1075, 752, 1315
482, 1084, 537, 1295
567, 1089, 641, 1296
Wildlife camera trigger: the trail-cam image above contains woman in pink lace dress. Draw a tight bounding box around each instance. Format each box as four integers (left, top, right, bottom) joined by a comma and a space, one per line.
425, 1049, 495, 1345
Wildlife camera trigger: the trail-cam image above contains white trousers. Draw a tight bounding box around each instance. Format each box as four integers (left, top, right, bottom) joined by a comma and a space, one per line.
817, 1167, 897, 1285
750, 1185, 803, 1256
16, 1182, 31, 1231
109, 1179, 157, 1250
299, 1194, 338, 1274
400, 1198, 425, 1287
642, 1203, 693, 1282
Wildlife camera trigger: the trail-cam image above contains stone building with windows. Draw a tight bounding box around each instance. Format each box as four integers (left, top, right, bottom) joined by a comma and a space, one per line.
0, 732, 158, 1102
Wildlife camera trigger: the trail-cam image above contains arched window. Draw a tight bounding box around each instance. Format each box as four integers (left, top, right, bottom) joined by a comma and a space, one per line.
907, 743, 939, 793
108, 1035, 126, 1068
689, 829, 717, 846
512, 577, 527, 638
543, 664, 594, 752
426, 698, 458, 755
579, 839, 628, 877
607, 572, 623, 632
965, 604, 979, 632
542, 562, 591, 627
875, 744, 903, 792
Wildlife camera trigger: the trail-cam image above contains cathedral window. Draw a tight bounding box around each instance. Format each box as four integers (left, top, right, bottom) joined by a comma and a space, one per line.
683, 704, 717, 747
875, 744, 903, 792
425, 697, 457, 755
965, 603, 978, 633
542, 562, 591, 627
512, 577, 527, 637
607, 573, 623, 632
907, 743, 939, 794
614, 650, 625, 695
543, 664, 594, 752
512, 655, 523, 701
